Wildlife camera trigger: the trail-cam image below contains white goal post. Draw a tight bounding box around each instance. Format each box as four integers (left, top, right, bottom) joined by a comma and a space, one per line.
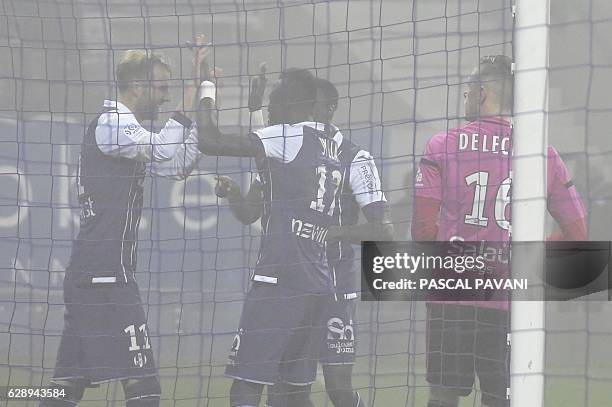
511, 0, 550, 406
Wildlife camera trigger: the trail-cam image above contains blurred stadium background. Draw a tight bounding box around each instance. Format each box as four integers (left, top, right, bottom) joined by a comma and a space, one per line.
1, 0, 611, 405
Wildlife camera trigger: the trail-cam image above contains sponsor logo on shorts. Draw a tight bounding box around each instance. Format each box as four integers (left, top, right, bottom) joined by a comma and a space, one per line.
133, 352, 147, 368
327, 317, 355, 355
124, 323, 151, 368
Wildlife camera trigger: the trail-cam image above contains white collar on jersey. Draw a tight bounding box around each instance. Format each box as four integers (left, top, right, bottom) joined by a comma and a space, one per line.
292, 121, 325, 131
329, 124, 343, 145
103, 100, 132, 114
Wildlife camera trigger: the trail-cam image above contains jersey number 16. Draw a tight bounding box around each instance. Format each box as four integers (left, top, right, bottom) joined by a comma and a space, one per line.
464, 170, 511, 231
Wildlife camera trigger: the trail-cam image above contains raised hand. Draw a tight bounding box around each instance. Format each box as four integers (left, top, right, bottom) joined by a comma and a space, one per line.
248, 62, 268, 112
189, 33, 211, 86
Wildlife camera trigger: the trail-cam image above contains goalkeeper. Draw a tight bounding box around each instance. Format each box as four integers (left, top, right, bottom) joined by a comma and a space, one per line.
412, 55, 587, 407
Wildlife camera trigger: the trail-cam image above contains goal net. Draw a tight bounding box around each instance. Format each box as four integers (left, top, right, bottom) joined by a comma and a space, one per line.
1, 0, 610, 406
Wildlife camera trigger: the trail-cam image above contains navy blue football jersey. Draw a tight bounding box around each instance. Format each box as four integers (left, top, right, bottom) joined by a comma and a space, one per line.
327, 137, 387, 297
68, 108, 145, 282
252, 122, 343, 294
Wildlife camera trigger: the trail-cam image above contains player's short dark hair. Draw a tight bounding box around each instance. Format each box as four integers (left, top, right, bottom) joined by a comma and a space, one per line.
116, 50, 171, 93
275, 68, 317, 115
470, 55, 513, 111
315, 78, 339, 108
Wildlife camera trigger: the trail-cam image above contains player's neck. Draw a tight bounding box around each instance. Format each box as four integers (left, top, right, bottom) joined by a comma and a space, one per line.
477, 112, 511, 124
117, 96, 142, 122
285, 111, 313, 125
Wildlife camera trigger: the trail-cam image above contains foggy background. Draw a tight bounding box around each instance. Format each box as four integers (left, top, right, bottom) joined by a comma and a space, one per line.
0, 0, 611, 405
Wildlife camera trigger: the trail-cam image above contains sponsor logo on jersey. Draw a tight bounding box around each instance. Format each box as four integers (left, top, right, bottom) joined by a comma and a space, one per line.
360, 164, 376, 193
291, 218, 328, 244
124, 123, 140, 137
414, 165, 423, 187
415, 166, 423, 185
78, 194, 97, 223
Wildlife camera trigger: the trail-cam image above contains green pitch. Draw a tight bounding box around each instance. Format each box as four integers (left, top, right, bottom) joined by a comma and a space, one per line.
3, 360, 610, 406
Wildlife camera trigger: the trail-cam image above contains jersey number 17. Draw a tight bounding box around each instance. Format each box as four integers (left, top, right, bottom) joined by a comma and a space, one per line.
310, 165, 342, 216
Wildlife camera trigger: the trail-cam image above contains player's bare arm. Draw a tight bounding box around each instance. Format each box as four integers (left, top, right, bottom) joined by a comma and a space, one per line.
195, 56, 265, 157
144, 35, 214, 180
411, 196, 441, 241
327, 147, 393, 243
178, 34, 210, 118
326, 202, 393, 243
547, 219, 587, 241
545, 147, 588, 241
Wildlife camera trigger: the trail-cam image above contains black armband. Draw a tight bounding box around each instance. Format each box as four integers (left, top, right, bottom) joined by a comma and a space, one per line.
171, 112, 192, 128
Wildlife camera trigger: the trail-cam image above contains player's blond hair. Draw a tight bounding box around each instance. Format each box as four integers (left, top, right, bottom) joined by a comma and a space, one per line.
115, 50, 171, 93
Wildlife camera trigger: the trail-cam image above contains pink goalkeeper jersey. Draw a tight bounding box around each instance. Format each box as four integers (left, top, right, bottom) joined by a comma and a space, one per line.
415, 117, 586, 309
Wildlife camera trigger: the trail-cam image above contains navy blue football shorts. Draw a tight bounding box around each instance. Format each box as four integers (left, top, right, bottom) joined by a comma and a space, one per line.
51, 271, 157, 385
319, 296, 357, 365
225, 282, 331, 386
